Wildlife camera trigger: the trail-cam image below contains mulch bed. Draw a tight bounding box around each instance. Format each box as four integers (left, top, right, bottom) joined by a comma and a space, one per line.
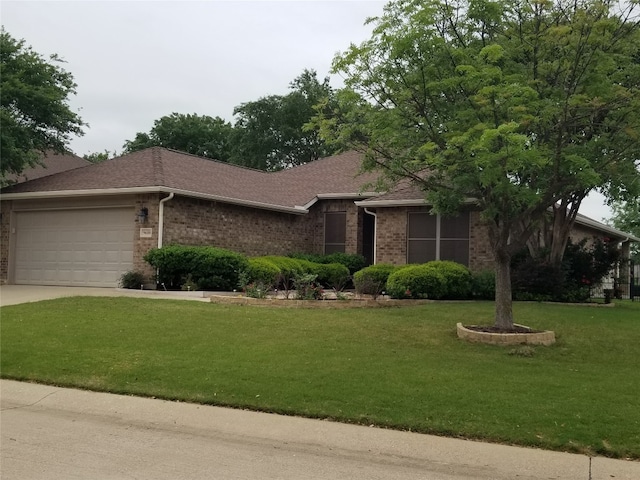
463, 325, 543, 334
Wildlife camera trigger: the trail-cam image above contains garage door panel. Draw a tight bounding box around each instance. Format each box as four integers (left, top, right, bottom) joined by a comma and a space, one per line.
15, 208, 134, 287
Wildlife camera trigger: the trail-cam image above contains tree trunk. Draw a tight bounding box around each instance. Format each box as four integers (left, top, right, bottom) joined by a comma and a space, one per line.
494, 250, 514, 330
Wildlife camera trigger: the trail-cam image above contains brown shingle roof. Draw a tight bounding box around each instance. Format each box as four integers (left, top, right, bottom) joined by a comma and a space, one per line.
4, 151, 91, 184
1, 147, 381, 211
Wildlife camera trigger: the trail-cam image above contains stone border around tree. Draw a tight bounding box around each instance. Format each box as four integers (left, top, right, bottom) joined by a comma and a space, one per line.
456, 323, 556, 346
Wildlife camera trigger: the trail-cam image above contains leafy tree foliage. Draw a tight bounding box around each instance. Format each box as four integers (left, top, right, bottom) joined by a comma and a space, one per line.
609, 199, 640, 261
0, 29, 85, 180
83, 150, 115, 163
317, 0, 640, 328
123, 113, 234, 161
230, 69, 336, 171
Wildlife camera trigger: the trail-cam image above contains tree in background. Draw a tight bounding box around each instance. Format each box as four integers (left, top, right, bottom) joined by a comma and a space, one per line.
609, 199, 640, 261
230, 69, 336, 171
0, 29, 85, 181
316, 0, 640, 329
83, 150, 116, 163
122, 113, 234, 162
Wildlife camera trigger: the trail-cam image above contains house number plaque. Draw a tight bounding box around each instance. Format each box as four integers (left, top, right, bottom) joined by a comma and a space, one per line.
140, 228, 153, 238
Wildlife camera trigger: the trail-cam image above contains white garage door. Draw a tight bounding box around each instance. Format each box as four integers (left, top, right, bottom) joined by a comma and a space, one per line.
14, 208, 134, 287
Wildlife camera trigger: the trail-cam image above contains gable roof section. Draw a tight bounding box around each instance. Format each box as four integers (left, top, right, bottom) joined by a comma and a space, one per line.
0, 148, 380, 214
3, 151, 91, 184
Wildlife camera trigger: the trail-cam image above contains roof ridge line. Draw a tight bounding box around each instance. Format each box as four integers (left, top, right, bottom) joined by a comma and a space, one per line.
152, 147, 165, 185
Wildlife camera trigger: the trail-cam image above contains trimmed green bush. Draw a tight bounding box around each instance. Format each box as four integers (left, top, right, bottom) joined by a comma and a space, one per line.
353, 264, 398, 295
429, 261, 472, 299
387, 264, 447, 299
144, 245, 248, 291
314, 262, 350, 290
289, 252, 367, 275
471, 270, 495, 300
244, 258, 281, 288
386, 261, 472, 300
119, 270, 147, 289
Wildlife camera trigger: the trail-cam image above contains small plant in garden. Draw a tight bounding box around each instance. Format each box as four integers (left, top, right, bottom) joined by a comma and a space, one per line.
119, 270, 147, 289
293, 273, 324, 300
181, 275, 198, 291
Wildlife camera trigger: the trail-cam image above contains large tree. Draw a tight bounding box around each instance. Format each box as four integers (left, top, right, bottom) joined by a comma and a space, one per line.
0, 29, 85, 181
317, 0, 640, 329
230, 69, 336, 171
123, 113, 234, 162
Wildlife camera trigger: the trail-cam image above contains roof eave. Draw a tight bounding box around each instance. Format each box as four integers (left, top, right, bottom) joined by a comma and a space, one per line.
299, 192, 379, 210
1, 187, 309, 215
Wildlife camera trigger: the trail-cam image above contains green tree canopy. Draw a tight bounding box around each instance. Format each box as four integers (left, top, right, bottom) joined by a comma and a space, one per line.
317, 0, 640, 328
83, 150, 115, 164
230, 69, 336, 171
0, 29, 85, 181
122, 113, 234, 162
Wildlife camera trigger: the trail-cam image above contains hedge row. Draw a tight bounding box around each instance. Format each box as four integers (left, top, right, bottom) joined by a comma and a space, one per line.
143, 246, 356, 291
354, 261, 493, 300
144, 245, 248, 291
247, 256, 350, 291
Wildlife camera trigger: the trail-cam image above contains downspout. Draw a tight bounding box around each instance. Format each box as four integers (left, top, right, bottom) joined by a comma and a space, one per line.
364, 208, 377, 264
158, 192, 174, 249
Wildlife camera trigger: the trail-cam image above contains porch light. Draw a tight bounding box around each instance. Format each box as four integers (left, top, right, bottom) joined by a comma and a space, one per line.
136, 207, 149, 223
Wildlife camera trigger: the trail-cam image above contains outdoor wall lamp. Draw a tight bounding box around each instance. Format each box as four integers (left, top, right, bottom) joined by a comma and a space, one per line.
136, 207, 149, 223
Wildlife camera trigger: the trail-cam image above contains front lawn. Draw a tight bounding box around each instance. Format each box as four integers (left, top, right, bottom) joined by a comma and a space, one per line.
1, 298, 638, 459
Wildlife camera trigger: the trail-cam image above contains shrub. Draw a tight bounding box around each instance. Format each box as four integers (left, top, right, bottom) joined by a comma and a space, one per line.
314, 262, 350, 290
289, 252, 367, 274
387, 264, 447, 299
144, 245, 248, 291
244, 257, 280, 288
427, 261, 472, 299
511, 237, 621, 302
386, 261, 472, 300
322, 253, 367, 275
119, 270, 147, 289
471, 270, 495, 300
293, 272, 324, 300
353, 264, 398, 295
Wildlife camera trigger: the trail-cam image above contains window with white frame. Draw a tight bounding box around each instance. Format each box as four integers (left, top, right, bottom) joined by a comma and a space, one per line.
407, 211, 470, 266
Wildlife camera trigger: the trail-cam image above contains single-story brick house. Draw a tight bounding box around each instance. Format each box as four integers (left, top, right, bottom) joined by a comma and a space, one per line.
1, 147, 637, 287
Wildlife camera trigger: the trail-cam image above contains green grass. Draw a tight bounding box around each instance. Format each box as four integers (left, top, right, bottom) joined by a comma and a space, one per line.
1, 298, 639, 459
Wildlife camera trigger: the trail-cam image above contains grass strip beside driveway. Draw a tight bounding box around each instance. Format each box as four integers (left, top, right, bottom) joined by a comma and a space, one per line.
1, 297, 639, 459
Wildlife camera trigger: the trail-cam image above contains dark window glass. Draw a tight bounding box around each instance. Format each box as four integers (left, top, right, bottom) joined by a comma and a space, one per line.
408, 240, 436, 264
440, 239, 470, 266
440, 212, 469, 239
407, 212, 437, 239
324, 212, 346, 254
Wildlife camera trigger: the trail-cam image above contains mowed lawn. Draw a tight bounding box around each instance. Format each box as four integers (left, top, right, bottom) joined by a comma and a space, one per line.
1, 297, 639, 459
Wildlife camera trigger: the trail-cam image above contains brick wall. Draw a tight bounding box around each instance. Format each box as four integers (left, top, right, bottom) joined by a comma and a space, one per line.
161, 195, 315, 257
307, 199, 363, 256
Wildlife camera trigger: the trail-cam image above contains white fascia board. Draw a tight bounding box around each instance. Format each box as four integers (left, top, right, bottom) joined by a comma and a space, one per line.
354, 198, 428, 207
574, 215, 640, 242
1, 186, 309, 215
298, 192, 379, 210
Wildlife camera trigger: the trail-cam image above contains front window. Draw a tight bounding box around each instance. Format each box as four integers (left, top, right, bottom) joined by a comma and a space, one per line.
324, 212, 346, 254
407, 211, 469, 265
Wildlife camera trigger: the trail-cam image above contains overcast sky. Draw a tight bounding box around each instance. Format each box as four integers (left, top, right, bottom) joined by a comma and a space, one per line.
1, 0, 613, 222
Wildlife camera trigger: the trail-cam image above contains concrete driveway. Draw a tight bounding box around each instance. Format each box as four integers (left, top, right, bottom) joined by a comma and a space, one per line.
0, 284, 212, 307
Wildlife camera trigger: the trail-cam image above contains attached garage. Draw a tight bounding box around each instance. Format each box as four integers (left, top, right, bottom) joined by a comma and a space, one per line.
13, 208, 134, 287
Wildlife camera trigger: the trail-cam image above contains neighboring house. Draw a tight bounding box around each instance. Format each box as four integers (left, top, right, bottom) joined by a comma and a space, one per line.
1, 147, 637, 288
